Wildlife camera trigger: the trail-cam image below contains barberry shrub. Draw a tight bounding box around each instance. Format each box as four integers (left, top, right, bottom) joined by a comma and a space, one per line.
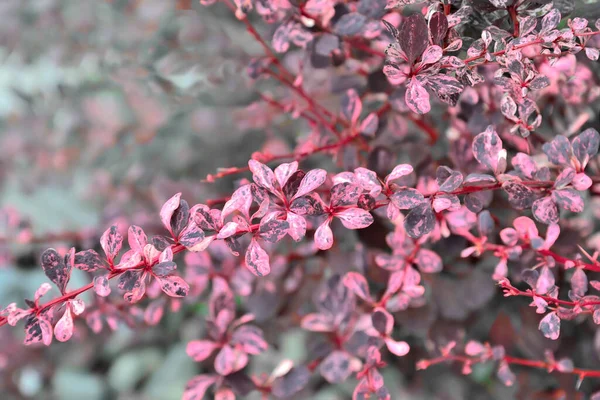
2, 0, 600, 399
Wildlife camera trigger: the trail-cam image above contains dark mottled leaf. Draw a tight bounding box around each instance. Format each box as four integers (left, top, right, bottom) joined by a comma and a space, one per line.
404, 203, 436, 238
429, 12, 448, 46
399, 14, 428, 64
532, 196, 559, 224
436, 166, 463, 192
41, 248, 70, 292
542, 135, 571, 166
272, 366, 311, 398
74, 249, 103, 272
552, 189, 584, 212
245, 239, 270, 277
100, 225, 123, 262
502, 181, 535, 210
334, 13, 367, 36
320, 350, 352, 383
572, 128, 600, 165
390, 188, 426, 210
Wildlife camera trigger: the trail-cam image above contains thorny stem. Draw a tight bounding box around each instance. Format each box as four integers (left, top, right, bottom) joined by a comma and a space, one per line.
419, 353, 600, 379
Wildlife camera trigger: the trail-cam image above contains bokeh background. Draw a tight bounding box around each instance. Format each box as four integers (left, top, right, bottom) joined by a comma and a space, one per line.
1, 1, 600, 399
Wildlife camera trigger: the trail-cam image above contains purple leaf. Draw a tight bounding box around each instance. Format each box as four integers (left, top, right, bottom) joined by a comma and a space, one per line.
153, 261, 177, 277
272, 366, 311, 398
41, 248, 70, 293
341, 89, 362, 125
405, 78, 431, 114
399, 13, 428, 64
333, 13, 367, 36
170, 199, 191, 239
429, 12, 448, 46
335, 208, 374, 229
118, 270, 146, 303
330, 182, 361, 207
245, 239, 271, 277
538, 312, 560, 340
404, 203, 436, 238
100, 225, 123, 263
371, 307, 393, 335
427, 75, 463, 106
320, 350, 352, 383
552, 189, 584, 212
415, 248, 443, 273
390, 188, 425, 210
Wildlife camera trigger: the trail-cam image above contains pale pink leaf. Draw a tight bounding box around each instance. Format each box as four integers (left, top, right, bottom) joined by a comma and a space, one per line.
186, 340, 219, 362
54, 307, 74, 342
335, 208, 374, 229
314, 220, 334, 250
385, 338, 410, 356
343, 272, 373, 302
157, 275, 190, 297
245, 239, 271, 277
405, 79, 431, 114
293, 169, 327, 200
160, 193, 182, 235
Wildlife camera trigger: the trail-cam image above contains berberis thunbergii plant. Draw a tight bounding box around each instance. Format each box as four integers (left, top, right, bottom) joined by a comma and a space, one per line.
3, 0, 600, 398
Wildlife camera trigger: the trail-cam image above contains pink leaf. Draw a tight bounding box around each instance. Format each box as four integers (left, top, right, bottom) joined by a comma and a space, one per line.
405, 78, 430, 114
183, 375, 219, 400
293, 169, 327, 200
572, 173, 592, 191
570, 268, 588, 297
248, 160, 278, 195
359, 112, 379, 137
158, 275, 190, 298
532, 196, 559, 225
341, 89, 362, 125
414, 248, 443, 273
274, 161, 299, 189
286, 212, 307, 242
386, 164, 413, 184
128, 225, 147, 252
314, 220, 334, 250
343, 272, 373, 302
472, 126, 503, 172
34, 283, 52, 303
160, 193, 182, 235
535, 266, 555, 294
93, 275, 111, 297
231, 325, 268, 354
179, 221, 206, 249
54, 307, 74, 342
186, 340, 219, 362
552, 189, 584, 213
538, 312, 560, 340
301, 313, 335, 332
214, 344, 249, 376
245, 239, 271, 277
384, 338, 410, 356
390, 188, 425, 210
335, 208, 374, 229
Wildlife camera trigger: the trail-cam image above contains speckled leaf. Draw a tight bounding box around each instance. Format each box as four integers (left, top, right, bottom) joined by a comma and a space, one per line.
390, 188, 425, 210
100, 225, 123, 262
259, 218, 290, 243
293, 169, 327, 200
436, 166, 463, 192
158, 275, 189, 297
502, 181, 534, 210
472, 126, 503, 172
24, 316, 53, 346
336, 208, 374, 229
415, 248, 443, 273
249, 160, 278, 194
542, 135, 571, 166
552, 189, 584, 212
539, 312, 560, 340
170, 199, 190, 238
74, 249, 103, 272
128, 225, 147, 252
54, 307, 73, 342
405, 78, 430, 114
572, 128, 600, 164
532, 196, 559, 224
245, 239, 271, 277
343, 272, 373, 302
429, 12, 448, 46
